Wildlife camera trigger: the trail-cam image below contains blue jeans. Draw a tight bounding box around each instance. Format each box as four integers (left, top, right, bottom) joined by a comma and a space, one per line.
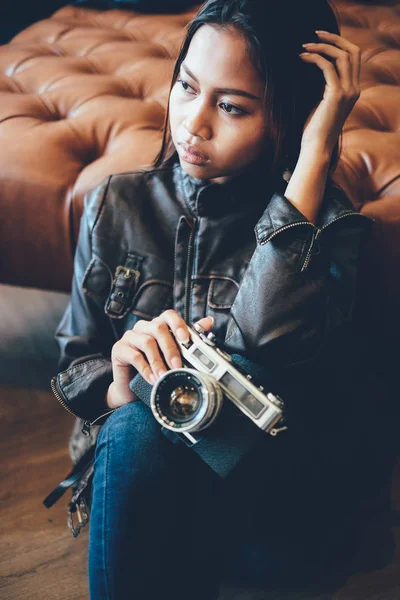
88, 401, 361, 600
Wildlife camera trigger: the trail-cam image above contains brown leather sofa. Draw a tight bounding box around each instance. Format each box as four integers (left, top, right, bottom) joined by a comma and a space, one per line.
0, 0, 399, 344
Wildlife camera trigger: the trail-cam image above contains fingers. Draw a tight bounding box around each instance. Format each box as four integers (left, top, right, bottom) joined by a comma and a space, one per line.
112, 336, 156, 385
148, 319, 183, 371
301, 30, 361, 94
315, 30, 361, 81
135, 309, 189, 365
119, 330, 166, 384
131, 310, 190, 381
195, 315, 214, 331
300, 51, 341, 91
302, 43, 352, 88
159, 309, 192, 345
117, 311, 215, 386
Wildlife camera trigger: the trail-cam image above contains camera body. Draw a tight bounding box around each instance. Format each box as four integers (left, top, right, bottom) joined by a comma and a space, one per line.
129, 323, 287, 478
150, 323, 285, 440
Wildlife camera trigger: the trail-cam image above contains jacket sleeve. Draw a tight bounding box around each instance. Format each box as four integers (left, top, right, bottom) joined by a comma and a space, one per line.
223, 186, 372, 368
53, 177, 117, 422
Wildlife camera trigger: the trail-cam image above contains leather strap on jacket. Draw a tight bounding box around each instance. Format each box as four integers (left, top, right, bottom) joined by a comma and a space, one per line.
43, 445, 95, 508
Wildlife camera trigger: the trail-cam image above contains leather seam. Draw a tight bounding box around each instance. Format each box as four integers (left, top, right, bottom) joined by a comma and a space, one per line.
90, 175, 112, 235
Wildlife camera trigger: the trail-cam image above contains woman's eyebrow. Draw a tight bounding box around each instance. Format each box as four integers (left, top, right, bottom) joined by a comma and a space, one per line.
181, 63, 261, 101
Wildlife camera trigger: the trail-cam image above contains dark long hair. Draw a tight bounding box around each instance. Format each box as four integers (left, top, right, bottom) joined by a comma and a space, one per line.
153, 0, 342, 179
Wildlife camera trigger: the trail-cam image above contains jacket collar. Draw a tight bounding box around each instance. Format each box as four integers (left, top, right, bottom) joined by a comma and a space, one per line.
170, 153, 364, 227
172, 154, 274, 218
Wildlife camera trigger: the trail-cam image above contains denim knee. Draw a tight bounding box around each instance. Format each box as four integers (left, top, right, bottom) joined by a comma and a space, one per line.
94, 399, 192, 483
97, 400, 157, 445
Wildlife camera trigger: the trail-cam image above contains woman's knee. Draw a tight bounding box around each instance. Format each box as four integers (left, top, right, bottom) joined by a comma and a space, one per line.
97, 400, 158, 446
95, 400, 180, 474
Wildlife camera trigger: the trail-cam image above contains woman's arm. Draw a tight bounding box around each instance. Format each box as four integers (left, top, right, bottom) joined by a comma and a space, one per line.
284, 30, 361, 223
283, 147, 331, 224
53, 178, 117, 422
221, 30, 368, 365
223, 184, 372, 367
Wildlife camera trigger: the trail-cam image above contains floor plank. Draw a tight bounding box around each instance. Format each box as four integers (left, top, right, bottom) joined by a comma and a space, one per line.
1, 386, 399, 599
0, 387, 89, 600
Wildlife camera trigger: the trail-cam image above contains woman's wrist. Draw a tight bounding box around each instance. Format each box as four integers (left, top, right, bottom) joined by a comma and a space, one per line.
284, 146, 332, 224
106, 382, 118, 409
106, 381, 137, 409
300, 140, 334, 165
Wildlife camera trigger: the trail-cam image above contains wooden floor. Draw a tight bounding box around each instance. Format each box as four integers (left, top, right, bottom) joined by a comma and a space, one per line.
1, 384, 399, 600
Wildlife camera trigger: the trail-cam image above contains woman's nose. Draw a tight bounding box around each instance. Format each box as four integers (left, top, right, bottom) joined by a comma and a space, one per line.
183, 99, 211, 140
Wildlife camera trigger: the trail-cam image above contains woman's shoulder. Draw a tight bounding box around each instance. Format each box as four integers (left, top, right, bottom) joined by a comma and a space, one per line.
83, 162, 178, 231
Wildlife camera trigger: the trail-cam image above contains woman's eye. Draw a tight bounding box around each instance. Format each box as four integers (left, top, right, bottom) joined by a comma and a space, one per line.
219, 102, 245, 116
177, 78, 195, 94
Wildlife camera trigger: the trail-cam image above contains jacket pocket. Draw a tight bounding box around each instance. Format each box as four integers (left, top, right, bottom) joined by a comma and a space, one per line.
103, 252, 173, 321
207, 277, 239, 311
82, 256, 113, 302
82, 252, 173, 323
130, 253, 173, 319
205, 277, 240, 342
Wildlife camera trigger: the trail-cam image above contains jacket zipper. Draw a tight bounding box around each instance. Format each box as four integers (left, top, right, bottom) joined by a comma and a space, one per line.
184, 218, 197, 323
51, 376, 81, 418
320, 211, 371, 231
259, 211, 371, 247
259, 221, 315, 245
260, 212, 371, 271
302, 227, 321, 272
304, 212, 371, 270
51, 376, 115, 435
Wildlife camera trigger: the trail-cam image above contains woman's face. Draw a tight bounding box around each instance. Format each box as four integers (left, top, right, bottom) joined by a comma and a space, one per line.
169, 25, 268, 184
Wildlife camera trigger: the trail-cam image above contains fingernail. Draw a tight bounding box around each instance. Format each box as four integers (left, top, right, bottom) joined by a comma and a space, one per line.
302, 43, 313, 47
176, 327, 189, 343
150, 374, 157, 385
207, 316, 214, 326
315, 30, 328, 34
171, 356, 181, 369
158, 369, 167, 378
300, 52, 310, 56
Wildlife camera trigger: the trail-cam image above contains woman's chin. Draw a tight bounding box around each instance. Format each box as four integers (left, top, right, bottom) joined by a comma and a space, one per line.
178, 157, 232, 184
178, 156, 212, 179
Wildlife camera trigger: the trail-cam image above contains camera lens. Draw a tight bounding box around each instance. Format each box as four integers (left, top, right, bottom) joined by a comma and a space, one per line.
150, 369, 223, 433
168, 385, 201, 422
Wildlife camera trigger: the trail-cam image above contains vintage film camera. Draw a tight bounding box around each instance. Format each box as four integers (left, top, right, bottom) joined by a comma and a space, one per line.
129, 322, 287, 478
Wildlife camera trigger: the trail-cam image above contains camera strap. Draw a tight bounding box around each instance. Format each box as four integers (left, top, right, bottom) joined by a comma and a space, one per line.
42, 445, 95, 509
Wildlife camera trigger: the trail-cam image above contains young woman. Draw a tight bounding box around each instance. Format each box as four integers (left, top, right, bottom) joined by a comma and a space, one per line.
51, 0, 385, 598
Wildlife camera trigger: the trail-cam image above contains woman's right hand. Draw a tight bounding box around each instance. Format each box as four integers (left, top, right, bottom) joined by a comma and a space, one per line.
106, 310, 214, 409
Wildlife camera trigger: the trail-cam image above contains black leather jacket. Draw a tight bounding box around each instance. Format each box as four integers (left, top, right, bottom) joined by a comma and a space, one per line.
52, 156, 372, 426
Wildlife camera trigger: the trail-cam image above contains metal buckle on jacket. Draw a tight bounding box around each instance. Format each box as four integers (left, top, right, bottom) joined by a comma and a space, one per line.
105, 254, 143, 318
114, 265, 140, 282
67, 463, 94, 537
68, 497, 89, 538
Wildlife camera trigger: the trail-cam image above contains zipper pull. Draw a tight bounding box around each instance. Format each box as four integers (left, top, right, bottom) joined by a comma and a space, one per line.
81, 409, 116, 436
301, 227, 321, 272
82, 421, 91, 436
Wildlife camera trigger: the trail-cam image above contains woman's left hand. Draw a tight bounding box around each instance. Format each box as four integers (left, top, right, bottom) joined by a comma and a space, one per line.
299, 30, 361, 154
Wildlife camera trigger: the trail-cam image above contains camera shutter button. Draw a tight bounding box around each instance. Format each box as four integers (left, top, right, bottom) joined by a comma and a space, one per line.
201, 332, 216, 346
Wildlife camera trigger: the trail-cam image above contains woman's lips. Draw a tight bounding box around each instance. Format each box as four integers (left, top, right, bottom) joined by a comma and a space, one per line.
178, 142, 210, 166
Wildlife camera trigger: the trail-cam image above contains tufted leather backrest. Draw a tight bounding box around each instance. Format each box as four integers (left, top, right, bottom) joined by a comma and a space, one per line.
332, 0, 400, 338
0, 1, 399, 335
0, 5, 198, 291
